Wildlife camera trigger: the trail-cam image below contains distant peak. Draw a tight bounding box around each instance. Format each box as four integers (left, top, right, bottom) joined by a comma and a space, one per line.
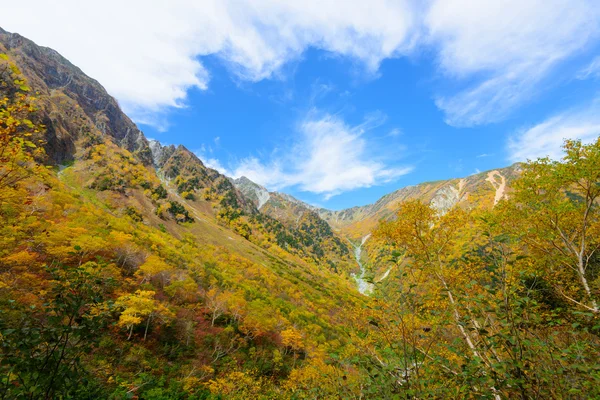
233, 176, 271, 210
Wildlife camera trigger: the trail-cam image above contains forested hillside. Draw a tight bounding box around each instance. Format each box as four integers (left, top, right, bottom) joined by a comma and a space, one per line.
0, 30, 363, 399
0, 28, 599, 399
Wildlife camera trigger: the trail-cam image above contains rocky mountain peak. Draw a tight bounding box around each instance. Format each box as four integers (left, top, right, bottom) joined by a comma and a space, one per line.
233, 176, 271, 209
0, 27, 152, 164
148, 139, 176, 167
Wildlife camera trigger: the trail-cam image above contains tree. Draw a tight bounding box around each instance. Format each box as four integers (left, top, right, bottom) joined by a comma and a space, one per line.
204, 287, 229, 327
376, 201, 503, 398
136, 254, 174, 287
0, 54, 46, 203
115, 290, 173, 340
0, 260, 113, 399
504, 138, 600, 313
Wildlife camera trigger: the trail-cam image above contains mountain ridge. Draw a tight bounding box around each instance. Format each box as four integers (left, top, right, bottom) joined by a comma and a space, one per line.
2, 25, 597, 400
0, 26, 355, 272
233, 164, 522, 238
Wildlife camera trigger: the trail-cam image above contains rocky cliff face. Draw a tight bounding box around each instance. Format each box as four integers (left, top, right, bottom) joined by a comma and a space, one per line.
430, 184, 462, 214
148, 140, 176, 167
316, 165, 522, 236
149, 140, 257, 215
0, 27, 152, 164
232, 179, 332, 231
233, 176, 271, 210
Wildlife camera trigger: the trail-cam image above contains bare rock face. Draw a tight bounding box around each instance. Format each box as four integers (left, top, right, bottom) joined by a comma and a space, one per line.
233, 176, 271, 210
430, 185, 461, 214
148, 140, 176, 167
0, 27, 152, 164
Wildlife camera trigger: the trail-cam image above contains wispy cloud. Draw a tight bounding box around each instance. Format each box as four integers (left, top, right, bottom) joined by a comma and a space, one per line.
3, 0, 598, 129
577, 56, 600, 80
388, 128, 402, 137
2, 0, 417, 127
507, 99, 600, 162
231, 112, 413, 199
193, 147, 231, 175
426, 0, 600, 127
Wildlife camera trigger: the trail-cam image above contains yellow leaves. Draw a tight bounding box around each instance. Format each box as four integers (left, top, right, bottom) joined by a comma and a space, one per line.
116, 290, 157, 320
206, 371, 266, 398
115, 289, 173, 339
181, 377, 202, 394
239, 299, 286, 338
284, 358, 360, 399
281, 327, 304, 352
155, 203, 170, 219
0, 274, 10, 289
136, 255, 174, 284
73, 234, 109, 256
109, 230, 133, 245
0, 75, 47, 202
165, 272, 198, 301
1, 250, 37, 267
117, 313, 143, 330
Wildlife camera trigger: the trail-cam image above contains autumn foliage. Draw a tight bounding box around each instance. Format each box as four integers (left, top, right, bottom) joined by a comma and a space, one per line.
1, 50, 599, 399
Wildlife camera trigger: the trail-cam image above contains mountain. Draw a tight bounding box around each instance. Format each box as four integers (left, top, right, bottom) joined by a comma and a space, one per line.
232, 163, 522, 283
233, 176, 327, 234
0, 27, 152, 165
317, 164, 522, 237
232, 177, 352, 271
232, 176, 271, 210
3, 27, 597, 400
0, 28, 365, 398
0, 27, 353, 271
234, 164, 521, 240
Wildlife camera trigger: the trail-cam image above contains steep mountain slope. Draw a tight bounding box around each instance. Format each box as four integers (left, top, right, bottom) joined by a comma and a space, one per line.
233, 177, 352, 271
0, 27, 353, 273
318, 164, 522, 238
0, 28, 364, 398
0, 27, 151, 164
233, 176, 271, 209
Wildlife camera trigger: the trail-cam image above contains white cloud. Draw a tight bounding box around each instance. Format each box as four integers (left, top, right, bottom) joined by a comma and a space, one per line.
507, 99, 600, 162
232, 112, 412, 199
203, 158, 230, 175
2, 0, 598, 129
426, 0, 600, 126
193, 147, 230, 175
1, 0, 416, 125
577, 56, 600, 80
388, 128, 402, 137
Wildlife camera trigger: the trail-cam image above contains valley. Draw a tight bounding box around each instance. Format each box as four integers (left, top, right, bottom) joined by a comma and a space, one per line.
0, 25, 599, 399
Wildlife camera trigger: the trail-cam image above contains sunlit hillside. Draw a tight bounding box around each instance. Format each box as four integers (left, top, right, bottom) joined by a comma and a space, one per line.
1, 9, 600, 399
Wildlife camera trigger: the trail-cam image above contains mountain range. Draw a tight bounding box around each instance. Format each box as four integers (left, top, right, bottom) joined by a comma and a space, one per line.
0, 26, 518, 274
3, 27, 584, 399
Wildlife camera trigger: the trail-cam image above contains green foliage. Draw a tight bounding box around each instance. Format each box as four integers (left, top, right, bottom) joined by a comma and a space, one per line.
124, 206, 143, 222
4, 48, 600, 398
152, 184, 168, 200
358, 138, 600, 399
168, 200, 194, 223
0, 258, 114, 399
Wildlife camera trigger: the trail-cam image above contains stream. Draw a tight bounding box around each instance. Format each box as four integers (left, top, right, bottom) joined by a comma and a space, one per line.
350, 234, 373, 295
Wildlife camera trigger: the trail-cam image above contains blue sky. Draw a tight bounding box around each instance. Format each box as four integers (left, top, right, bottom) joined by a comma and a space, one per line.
3, 0, 600, 210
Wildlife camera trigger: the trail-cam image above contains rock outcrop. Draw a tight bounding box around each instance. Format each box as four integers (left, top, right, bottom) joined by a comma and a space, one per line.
0, 27, 152, 164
